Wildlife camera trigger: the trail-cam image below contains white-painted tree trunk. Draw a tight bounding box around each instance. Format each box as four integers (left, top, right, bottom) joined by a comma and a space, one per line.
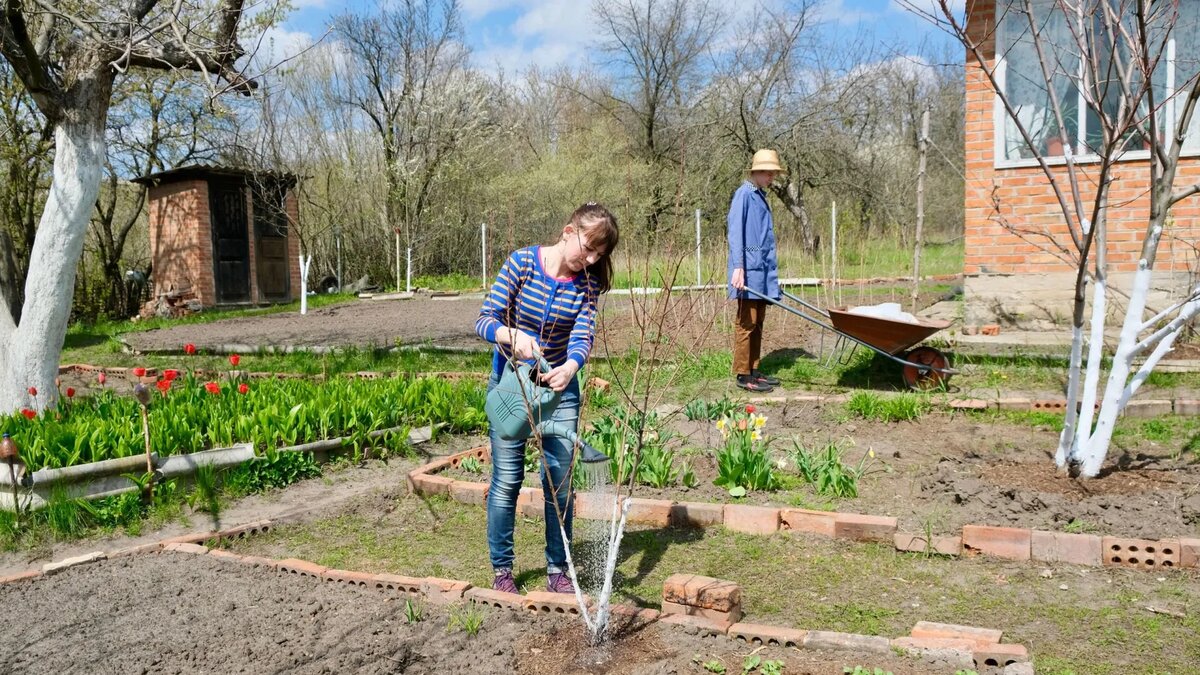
299, 254, 312, 315
0, 112, 107, 414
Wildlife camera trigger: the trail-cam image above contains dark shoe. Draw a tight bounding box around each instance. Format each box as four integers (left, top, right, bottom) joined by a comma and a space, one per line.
736, 375, 774, 393
493, 568, 518, 594
546, 572, 575, 594
752, 370, 781, 386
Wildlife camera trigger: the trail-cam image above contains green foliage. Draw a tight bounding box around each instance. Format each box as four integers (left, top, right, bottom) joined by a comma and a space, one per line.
714, 410, 779, 494
844, 668, 892, 675
845, 391, 929, 423
702, 660, 726, 674
790, 440, 875, 498
680, 461, 699, 489
637, 443, 679, 488
44, 487, 89, 538
583, 407, 675, 488
740, 656, 783, 675
412, 273, 482, 292
0, 374, 485, 471
683, 395, 740, 421
459, 456, 483, 474
187, 463, 222, 517
404, 599, 423, 624
226, 451, 321, 495
447, 604, 485, 636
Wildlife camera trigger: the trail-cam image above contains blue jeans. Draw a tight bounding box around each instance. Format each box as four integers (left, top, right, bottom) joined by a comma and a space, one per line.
486, 373, 578, 573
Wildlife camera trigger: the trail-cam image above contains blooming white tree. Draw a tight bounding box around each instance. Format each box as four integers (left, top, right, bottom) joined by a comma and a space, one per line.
0, 1, 278, 414
903, 0, 1200, 476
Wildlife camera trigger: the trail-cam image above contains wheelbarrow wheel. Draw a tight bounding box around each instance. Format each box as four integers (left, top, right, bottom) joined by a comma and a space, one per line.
902, 347, 950, 390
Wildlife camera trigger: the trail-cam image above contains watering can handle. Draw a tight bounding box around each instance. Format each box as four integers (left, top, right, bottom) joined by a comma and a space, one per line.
534, 354, 553, 374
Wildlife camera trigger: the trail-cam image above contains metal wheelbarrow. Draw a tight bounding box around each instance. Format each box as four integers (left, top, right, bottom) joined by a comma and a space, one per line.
744, 287, 958, 390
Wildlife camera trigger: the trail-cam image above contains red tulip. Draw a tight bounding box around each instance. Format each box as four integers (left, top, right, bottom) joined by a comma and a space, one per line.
163, 369, 179, 381
204, 381, 221, 395
157, 379, 171, 394
237, 383, 249, 395
229, 354, 240, 367
745, 404, 756, 414
98, 372, 107, 385
133, 367, 147, 377
27, 387, 36, 397
66, 388, 76, 398
184, 343, 197, 355
20, 408, 35, 420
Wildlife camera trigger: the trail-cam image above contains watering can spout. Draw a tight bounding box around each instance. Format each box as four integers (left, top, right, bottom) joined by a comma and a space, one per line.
577, 439, 610, 465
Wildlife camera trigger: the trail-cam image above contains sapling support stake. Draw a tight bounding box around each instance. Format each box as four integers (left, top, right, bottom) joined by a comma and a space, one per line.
134, 384, 154, 501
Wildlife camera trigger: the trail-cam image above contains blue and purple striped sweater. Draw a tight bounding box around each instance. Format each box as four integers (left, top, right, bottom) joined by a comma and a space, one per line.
475, 246, 599, 382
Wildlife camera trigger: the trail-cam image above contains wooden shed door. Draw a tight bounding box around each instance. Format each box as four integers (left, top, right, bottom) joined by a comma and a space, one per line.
253, 182, 290, 301
209, 180, 250, 303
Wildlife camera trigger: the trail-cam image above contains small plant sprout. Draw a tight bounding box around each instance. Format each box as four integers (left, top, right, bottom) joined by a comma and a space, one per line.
404, 598, 423, 624
447, 604, 485, 636
459, 456, 483, 474
703, 659, 727, 674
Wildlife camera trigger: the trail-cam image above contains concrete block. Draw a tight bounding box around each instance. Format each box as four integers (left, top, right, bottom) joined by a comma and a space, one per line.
803, 631, 891, 654
449, 480, 489, 506
1180, 538, 1200, 569
661, 600, 741, 624
1030, 399, 1068, 412
780, 508, 835, 537
523, 590, 587, 616
277, 558, 327, 579
322, 568, 375, 588
662, 574, 742, 613
217, 520, 272, 540
447, 445, 489, 468
1031, 530, 1102, 567
422, 577, 470, 604
962, 525, 1032, 561
974, 643, 1030, 668
626, 498, 673, 526
419, 457, 454, 475
0, 570, 41, 584
43, 551, 107, 575
911, 621, 1002, 649
659, 613, 731, 636
1174, 399, 1200, 416
669, 501, 724, 528
727, 622, 805, 647
465, 587, 525, 611
891, 637, 975, 667
723, 504, 780, 534
163, 542, 208, 555
833, 513, 897, 543
372, 573, 423, 595
1101, 537, 1181, 569
894, 532, 962, 556
1123, 399, 1173, 418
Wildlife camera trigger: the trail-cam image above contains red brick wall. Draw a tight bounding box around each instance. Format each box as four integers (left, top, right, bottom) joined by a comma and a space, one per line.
286, 188, 302, 297
964, 0, 1200, 277
148, 180, 216, 305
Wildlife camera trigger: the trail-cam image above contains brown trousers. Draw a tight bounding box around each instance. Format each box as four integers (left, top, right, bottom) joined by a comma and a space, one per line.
733, 299, 767, 376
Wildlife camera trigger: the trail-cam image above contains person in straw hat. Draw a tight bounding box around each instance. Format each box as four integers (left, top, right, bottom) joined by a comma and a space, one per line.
727, 149, 784, 393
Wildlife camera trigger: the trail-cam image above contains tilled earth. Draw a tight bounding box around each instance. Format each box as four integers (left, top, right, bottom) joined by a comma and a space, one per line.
2, 552, 946, 675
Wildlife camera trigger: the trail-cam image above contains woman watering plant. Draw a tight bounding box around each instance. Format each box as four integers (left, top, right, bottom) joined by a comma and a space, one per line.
474, 202, 619, 594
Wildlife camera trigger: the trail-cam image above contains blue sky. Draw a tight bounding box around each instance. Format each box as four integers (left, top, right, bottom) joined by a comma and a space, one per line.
270, 0, 956, 75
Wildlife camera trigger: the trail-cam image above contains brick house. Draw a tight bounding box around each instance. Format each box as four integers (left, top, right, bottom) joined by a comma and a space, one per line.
134, 165, 302, 308
963, 1, 1200, 329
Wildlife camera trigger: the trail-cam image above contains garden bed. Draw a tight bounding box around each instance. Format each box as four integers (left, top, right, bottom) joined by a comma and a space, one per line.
443, 399, 1200, 540
0, 552, 938, 674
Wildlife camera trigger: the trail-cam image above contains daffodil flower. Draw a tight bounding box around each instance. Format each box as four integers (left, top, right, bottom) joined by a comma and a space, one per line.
751, 429, 762, 442
716, 418, 727, 431
754, 415, 767, 429
868, 448, 875, 459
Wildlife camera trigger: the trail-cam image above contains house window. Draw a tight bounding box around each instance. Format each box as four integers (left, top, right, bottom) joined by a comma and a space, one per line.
997, 1, 1200, 162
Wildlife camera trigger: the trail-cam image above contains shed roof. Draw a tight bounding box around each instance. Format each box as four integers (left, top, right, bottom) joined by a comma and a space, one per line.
132, 163, 298, 188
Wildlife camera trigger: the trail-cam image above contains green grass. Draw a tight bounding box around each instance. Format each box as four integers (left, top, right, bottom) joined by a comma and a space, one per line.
412, 273, 485, 292
227, 494, 1200, 674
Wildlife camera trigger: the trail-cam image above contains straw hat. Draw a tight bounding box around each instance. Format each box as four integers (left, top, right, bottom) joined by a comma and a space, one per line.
749, 149, 784, 173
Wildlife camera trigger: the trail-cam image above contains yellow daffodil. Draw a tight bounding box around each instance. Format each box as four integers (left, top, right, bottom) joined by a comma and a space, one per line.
754, 415, 767, 429
716, 418, 727, 431
868, 448, 875, 459
751, 429, 762, 442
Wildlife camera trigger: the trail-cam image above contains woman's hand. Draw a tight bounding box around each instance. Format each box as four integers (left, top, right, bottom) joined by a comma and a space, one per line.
510, 330, 541, 361
731, 268, 745, 290
539, 361, 579, 392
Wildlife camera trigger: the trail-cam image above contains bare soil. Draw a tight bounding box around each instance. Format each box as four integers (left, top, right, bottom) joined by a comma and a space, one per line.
447, 399, 1200, 540
0, 552, 944, 674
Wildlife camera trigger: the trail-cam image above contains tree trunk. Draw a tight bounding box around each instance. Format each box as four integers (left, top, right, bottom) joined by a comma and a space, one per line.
774, 179, 817, 254
0, 80, 109, 414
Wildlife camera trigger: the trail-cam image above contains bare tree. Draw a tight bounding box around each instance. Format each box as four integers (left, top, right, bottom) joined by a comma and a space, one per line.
903, 0, 1200, 476
593, 0, 726, 233
0, 0, 272, 414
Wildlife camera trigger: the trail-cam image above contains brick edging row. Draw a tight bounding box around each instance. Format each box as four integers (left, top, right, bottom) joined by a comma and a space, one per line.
411, 447, 1200, 574
0, 514, 1030, 672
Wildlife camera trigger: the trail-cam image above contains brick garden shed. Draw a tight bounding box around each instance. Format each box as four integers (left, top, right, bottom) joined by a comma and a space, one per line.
135, 166, 302, 310
962, 1, 1200, 329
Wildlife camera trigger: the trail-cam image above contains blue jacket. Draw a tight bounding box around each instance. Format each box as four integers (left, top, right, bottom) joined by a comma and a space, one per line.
727, 180, 780, 300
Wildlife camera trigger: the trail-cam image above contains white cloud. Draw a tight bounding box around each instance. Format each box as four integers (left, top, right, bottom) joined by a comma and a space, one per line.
467, 0, 593, 74
248, 27, 319, 70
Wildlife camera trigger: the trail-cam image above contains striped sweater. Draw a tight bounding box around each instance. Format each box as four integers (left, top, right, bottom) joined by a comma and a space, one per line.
475, 246, 600, 381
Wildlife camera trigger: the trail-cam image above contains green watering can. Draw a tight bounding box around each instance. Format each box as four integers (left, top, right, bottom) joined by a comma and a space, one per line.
485, 356, 610, 464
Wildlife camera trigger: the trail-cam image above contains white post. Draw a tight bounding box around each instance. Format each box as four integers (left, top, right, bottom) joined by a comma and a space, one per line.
336, 227, 343, 293
394, 230, 401, 292
406, 246, 413, 293
299, 254, 313, 315
695, 209, 702, 287
912, 107, 929, 311
481, 221, 487, 290
830, 201, 838, 304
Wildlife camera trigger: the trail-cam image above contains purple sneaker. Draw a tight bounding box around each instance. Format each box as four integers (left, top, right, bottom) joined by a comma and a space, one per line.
493, 569, 518, 594
546, 572, 575, 594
